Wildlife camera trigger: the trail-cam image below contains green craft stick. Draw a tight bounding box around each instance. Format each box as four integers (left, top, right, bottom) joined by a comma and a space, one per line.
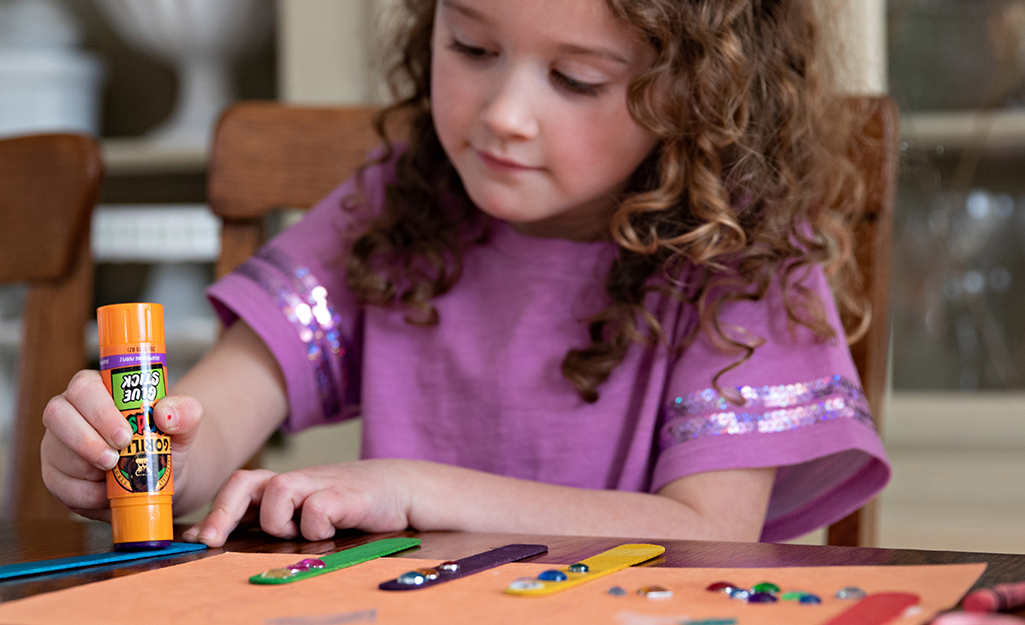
249, 537, 421, 584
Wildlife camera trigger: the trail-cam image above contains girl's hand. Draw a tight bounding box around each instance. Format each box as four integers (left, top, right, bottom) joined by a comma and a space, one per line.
182, 460, 414, 548
40, 370, 203, 522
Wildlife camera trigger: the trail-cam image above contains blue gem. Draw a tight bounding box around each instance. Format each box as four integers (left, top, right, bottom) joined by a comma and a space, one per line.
396, 571, 426, 585
747, 592, 778, 603
537, 569, 568, 582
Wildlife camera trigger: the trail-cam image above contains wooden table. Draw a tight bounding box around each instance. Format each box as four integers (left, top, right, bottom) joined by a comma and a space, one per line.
1, 520, 1022, 612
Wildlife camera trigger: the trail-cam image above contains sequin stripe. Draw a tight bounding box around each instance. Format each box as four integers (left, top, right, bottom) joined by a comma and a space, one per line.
235, 259, 342, 418
660, 375, 873, 447
255, 247, 351, 415
256, 247, 346, 359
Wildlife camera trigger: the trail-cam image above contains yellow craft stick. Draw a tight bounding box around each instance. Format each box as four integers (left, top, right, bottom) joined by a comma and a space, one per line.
503, 543, 665, 597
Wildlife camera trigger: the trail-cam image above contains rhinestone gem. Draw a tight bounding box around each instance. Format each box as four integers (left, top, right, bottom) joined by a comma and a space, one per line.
751, 582, 780, 594
438, 561, 460, 573
747, 592, 778, 603
706, 581, 738, 593
638, 585, 673, 599
836, 586, 867, 600
729, 589, 751, 601
799, 594, 823, 604
607, 586, 627, 596
259, 568, 295, 580
508, 577, 544, 591
396, 569, 436, 586
537, 569, 568, 582
568, 562, 590, 574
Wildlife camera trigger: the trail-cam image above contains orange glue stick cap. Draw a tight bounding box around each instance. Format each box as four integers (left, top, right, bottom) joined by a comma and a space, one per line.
96, 303, 165, 350
110, 494, 174, 547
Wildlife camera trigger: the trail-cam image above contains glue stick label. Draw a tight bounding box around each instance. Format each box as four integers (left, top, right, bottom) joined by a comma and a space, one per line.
100, 353, 173, 495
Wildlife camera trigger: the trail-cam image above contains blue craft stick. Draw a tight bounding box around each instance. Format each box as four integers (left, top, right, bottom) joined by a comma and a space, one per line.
0, 541, 207, 580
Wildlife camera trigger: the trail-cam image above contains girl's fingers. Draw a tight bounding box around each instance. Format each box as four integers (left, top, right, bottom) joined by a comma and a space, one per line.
293, 464, 409, 539
57, 370, 133, 451
40, 432, 110, 512
298, 488, 363, 541
69, 506, 112, 524
152, 394, 204, 492
258, 472, 321, 540
40, 430, 107, 484
152, 395, 203, 446
42, 393, 121, 472
184, 469, 277, 547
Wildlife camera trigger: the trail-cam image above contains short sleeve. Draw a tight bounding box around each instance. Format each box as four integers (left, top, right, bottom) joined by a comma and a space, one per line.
205, 161, 392, 432
652, 265, 890, 542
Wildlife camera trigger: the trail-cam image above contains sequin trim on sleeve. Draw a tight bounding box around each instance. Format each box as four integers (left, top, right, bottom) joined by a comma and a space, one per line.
660, 375, 874, 449
234, 248, 348, 419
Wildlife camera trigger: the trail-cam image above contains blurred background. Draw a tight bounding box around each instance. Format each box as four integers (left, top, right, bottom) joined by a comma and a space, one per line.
0, 0, 1023, 551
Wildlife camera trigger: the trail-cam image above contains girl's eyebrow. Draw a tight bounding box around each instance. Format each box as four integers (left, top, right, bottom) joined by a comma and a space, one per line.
440, 0, 490, 23
440, 0, 632, 66
555, 43, 632, 66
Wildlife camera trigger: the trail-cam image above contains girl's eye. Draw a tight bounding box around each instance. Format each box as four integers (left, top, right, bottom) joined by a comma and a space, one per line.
448, 38, 493, 60
552, 71, 605, 96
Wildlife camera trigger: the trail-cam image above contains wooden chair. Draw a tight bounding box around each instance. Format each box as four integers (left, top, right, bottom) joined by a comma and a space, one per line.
825, 95, 899, 547
207, 104, 381, 279
0, 133, 103, 520
207, 97, 899, 546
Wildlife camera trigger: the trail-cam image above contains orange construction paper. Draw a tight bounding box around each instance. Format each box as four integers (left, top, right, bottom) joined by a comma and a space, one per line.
0, 552, 985, 625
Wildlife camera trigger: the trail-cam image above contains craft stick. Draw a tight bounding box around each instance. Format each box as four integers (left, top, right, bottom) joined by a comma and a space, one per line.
249, 537, 421, 585
379, 543, 548, 590
503, 543, 665, 597
0, 542, 208, 581
819, 592, 920, 625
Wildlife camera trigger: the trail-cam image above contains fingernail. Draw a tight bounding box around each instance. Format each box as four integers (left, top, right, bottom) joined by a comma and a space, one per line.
182, 528, 198, 542
112, 427, 132, 449
197, 529, 216, 544
101, 449, 119, 470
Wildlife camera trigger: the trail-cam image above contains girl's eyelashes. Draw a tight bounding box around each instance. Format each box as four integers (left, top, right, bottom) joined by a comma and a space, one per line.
551, 71, 605, 96
447, 36, 606, 97
447, 38, 493, 60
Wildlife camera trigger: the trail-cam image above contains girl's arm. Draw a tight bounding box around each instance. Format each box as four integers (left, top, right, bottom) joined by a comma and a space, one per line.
182, 458, 775, 546
161, 321, 291, 515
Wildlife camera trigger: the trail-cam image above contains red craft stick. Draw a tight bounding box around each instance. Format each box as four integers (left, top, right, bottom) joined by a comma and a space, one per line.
820, 592, 920, 625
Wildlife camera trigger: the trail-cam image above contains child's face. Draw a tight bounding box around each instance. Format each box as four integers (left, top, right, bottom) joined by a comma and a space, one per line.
430, 0, 658, 241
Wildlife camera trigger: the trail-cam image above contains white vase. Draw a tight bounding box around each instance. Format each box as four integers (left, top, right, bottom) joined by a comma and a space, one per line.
0, 0, 105, 137
93, 0, 273, 147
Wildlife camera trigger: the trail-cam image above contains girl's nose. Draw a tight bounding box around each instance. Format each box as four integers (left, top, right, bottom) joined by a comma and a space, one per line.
481, 68, 540, 140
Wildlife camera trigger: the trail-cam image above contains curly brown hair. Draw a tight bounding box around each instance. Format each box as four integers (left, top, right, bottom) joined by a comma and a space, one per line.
345, 0, 869, 403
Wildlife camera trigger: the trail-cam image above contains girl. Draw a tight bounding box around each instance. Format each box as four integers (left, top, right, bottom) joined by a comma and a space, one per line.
41, 0, 889, 547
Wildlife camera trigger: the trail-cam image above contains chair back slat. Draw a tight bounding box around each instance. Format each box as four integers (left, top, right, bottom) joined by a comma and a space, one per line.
0, 133, 102, 520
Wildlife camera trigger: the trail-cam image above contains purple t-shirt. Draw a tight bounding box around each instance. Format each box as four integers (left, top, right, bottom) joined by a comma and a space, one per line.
207, 159, 890, 542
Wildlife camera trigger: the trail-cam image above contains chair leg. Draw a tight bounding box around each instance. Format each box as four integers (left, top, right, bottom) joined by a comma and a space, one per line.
828, 499, 878, 547
7, 244, 92, 521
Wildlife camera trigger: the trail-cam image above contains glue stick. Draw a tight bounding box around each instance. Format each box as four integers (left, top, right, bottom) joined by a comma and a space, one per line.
97, 302, 174, 550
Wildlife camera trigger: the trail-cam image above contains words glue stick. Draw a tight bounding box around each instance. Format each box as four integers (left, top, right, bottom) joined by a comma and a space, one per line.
97, 302, 174, 550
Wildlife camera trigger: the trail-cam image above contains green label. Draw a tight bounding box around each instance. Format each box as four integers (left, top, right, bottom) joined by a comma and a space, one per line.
111, 365, 166, 411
